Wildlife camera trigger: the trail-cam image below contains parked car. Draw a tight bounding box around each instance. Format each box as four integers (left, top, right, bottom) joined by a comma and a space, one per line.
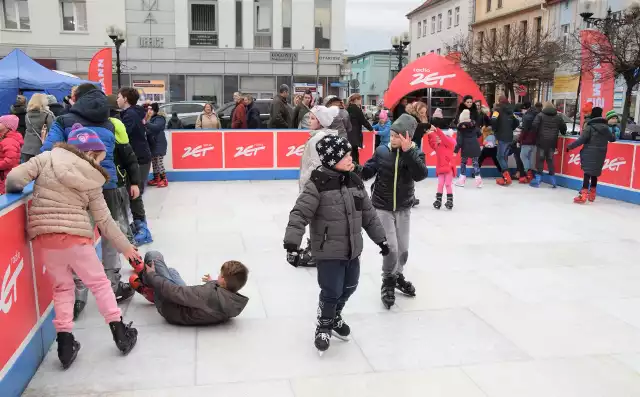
159, 101, 209, 129
559, 112, 582, 135
217, 99, 293, 128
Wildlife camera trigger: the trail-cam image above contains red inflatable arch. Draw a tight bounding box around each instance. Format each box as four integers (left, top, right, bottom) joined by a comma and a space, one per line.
384, 53, 488, 110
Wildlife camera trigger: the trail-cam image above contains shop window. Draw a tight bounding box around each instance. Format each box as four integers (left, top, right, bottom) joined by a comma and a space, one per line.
187, 75, 222, 106
2, 0, 30, 29
254, 0, 272, 48
314, 0, 331, 49
61, 0, 87, 32
189, 0, 218, 47
169, 74, 186, 102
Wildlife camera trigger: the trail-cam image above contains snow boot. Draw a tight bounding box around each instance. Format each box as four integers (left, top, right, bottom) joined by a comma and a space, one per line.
529, 174, 542, 188
332, 312, 351, 341
133, 220, 153, 246
147, 173, 160, 187
129, 273, 155, 303
445, 194, 454, 210
519, 176, 528, 184
455, 175, 467, 187
396, 273, 416, 297
157, 173, 168, 188
550, 175, 557, 188
475, 175, 483, 188
381, 275, 397, 309
114, 281, 135, 303
109, 318, 138, 355
433, 193, 443, 210
588, 187, 597, 202
527, 170, 534, 182
497, 171, 512, 186
73, 300, 86, 321
57, 332, 81, 370
573, 189, 588, 204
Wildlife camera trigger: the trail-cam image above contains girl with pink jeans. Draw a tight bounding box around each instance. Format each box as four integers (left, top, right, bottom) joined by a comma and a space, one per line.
5, 123, 142, 370
427, 126, 456, 210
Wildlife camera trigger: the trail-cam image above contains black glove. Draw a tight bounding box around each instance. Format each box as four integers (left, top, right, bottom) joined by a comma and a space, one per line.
284, 243, 301, 267
377, 241, 390, 256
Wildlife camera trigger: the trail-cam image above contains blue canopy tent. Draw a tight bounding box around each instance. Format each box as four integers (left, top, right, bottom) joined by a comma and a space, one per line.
0, 49, 98, 114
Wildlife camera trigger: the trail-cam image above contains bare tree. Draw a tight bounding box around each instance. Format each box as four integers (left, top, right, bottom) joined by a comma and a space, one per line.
450, 24, 567, 101
575, 4, 640, 132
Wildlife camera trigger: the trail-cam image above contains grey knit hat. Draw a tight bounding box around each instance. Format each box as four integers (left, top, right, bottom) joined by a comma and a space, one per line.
47, 94, 58, 105
391, 113, 418, 138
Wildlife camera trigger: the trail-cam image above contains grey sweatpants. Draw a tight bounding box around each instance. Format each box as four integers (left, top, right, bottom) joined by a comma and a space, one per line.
376, 209, 411, 276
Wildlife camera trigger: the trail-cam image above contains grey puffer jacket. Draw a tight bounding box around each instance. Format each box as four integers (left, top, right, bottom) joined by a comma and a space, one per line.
532, 106, 567, 150
284, 167, 387, 261
567, 117, 615, 177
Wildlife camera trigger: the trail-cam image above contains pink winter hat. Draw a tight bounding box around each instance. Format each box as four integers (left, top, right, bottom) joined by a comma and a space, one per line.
0, 115, 19, 131
379, 109, 388, 121
432, 108, 444, 119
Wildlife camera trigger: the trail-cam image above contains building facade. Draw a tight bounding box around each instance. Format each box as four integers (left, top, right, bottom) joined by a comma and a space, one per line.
407, 0, 473, 60
346, 50, 408, 106
0, 0, 347, 105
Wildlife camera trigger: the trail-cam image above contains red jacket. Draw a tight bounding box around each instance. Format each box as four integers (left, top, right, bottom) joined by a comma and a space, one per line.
427, 127, 456, 175
231, 102, 247, 129
0, 130, 24, 194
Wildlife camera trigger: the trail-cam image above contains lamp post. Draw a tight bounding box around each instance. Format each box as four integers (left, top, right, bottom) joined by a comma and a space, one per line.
391, 32, 410, 77
107, 25, 126, 90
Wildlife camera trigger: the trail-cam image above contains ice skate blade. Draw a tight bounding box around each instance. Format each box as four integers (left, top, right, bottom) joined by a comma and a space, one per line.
332, 331, 350, 341
396, 288, 416, 297
317, 350, 325, 357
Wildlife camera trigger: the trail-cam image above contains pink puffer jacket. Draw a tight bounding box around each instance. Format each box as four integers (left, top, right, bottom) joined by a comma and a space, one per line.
5, 143, 131, 254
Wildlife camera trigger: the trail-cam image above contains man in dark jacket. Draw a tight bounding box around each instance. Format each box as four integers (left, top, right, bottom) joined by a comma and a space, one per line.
491, 96, 520, 186
47, 95, 66, 117
10, 95, 27, 137
41, 83, 135, 318
244, 95, 261, 129
117, 87, 153, 246
529, 102, 567, 188
519, 102, 539, 182
141, 251, 249, 326
393, 98, 408, 121
231, 93, 247, 129
166, 112, 184, 129
291, 90, 312, 128
268, 84, 292, 128
362, 114, 428, 309
346, 93, 373, 165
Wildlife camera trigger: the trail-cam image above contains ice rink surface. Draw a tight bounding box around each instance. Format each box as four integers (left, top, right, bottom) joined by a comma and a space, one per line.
24, 178, 640, 397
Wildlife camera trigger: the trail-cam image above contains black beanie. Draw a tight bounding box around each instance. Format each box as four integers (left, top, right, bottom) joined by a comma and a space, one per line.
591, 107, 603, 118
316, 135, 352, 169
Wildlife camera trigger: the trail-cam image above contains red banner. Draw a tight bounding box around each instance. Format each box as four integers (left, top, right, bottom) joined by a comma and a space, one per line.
633, 146, 640, 190
543, 139, 565, 174
276, 131, 308, 168
224, 131, 274, 169
580, 30, 615, 127
172, 132, 223, 169
0, 204, 37, 371
564, 138, 634, 186
88, 48, 113, 95
360, 131, 375, 164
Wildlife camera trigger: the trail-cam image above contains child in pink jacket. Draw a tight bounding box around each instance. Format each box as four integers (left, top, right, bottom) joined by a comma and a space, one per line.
427, 126, 456, 210
5, 124, 142, 370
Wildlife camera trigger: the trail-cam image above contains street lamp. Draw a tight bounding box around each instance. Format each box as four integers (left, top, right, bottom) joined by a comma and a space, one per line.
107, 25, 126, 90
391, 32, 410, 75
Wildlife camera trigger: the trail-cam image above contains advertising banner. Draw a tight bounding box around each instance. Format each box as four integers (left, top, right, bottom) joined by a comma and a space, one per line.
133, 80, 166, 104
88, 48, 113, 95
633, 147, 640, 190
0, 204, 37, 372
359, 131, 375, 164
172, 132, 223, 170
224, 132, 274, 169
27, 200, 53, 316
276, 131, 308, 168
579, 30, 615, 127
564, 138, 634, 187
543, 139, 565, 174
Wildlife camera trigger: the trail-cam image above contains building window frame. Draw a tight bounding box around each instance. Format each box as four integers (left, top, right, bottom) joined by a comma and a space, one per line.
486, 0, 492, 12
497, 0, 503, 9
282, 0, 291, 48
437, 13, 442, 32
447, 9, 452, 29
417, 21, 421, 38
1, 0, 30, 30
454, 6, 460, 26
422, 19, 426, 36
189, 0, 218, 47
60, 0, 87, 32
431, 15, 435, 34
561, 23, 569, 47
314, 0, 332, 49
254, 0, 273, 48
236, 0, 243, 48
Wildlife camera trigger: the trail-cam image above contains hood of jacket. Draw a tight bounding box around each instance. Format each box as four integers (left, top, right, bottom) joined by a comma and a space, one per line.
587, 117, 607, 126
26, 109, 51, 123
457, 121, 475, 131
11, 104, 26, 115
50, 143, 109, 191
1, 130, 24, 145
542, 106, 557, 116
214, 283, 249, 318
499, 103, 515, 116
70, 89, 110, 123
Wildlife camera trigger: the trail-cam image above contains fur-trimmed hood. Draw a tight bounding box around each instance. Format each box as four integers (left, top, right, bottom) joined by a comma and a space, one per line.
51, 143, 109, 190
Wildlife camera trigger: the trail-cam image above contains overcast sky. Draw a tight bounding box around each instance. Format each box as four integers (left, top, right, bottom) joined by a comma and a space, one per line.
345, 0, 423, 55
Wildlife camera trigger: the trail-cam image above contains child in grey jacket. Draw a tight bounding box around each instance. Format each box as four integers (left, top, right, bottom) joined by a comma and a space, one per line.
284, 135, 388, 355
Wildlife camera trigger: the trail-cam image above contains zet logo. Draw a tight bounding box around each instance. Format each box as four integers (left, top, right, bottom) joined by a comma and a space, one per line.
1, 252, 24, 315
410, 71, 456, 87
567, 153, 581, 165
183, 144, 215, 158
286, 145, 305, 157
235, 144, 266, 157
603, 157, 626, 172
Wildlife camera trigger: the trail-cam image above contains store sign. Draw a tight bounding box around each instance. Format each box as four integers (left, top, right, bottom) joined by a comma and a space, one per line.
133, 80, 166, 104
271, 52, 298, 62
319, 54, 342, 63
276, 131, 309, 168
172, 132, 223, 169
139, 36, 164, 48
224, 132, 274, 169
190, 34, 218, 47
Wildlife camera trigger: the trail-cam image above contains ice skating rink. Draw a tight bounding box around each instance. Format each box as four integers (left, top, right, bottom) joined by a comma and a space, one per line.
24, 179, 640, 397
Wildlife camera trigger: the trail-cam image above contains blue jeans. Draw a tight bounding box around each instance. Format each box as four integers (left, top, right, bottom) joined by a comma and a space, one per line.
497, 140, 511, 171
520, 145, 535, 171
316, 258, 360, 319
144, 251, 186, 310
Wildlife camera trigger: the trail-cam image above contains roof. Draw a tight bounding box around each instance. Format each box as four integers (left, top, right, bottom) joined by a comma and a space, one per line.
406, 0, 449, 18
347, 49, 408, 62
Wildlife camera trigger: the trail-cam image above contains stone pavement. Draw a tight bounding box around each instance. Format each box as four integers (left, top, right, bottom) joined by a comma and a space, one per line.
24, 178, 640, 397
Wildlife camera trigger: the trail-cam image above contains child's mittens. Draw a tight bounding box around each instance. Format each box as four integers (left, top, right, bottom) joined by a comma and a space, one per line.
377, 241, 390, 256
284, 243, 301, 267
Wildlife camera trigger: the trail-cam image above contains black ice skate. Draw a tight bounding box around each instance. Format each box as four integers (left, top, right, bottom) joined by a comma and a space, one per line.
314, 317, 333, 356
332, 313, 351, 341
57, 332, 81, 370
115, 281, 135, 303
73, 300, 86, 321
298, 239, 316, 268
109, 318, 138, 355
445, 194, 454, 210
433, 193, 443, 210
396, 273, 416, 297
381, 275, 397, 309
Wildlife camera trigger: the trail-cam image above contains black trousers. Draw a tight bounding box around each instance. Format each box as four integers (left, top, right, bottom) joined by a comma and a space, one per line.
536, 148, 555, 176
511, 145, 525, 175
130, 162, 150, 222
316, 258, 360, 319
478, 147, 503, 174
582, 174, 598, 189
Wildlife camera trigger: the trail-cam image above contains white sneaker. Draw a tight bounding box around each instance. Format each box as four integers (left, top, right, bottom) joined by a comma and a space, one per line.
475, 175, 483, 188
455, 175, 466, 187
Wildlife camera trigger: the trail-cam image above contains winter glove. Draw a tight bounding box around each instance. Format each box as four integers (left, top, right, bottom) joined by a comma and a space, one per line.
284, 243, 301, 267
377, 241, 390, 256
